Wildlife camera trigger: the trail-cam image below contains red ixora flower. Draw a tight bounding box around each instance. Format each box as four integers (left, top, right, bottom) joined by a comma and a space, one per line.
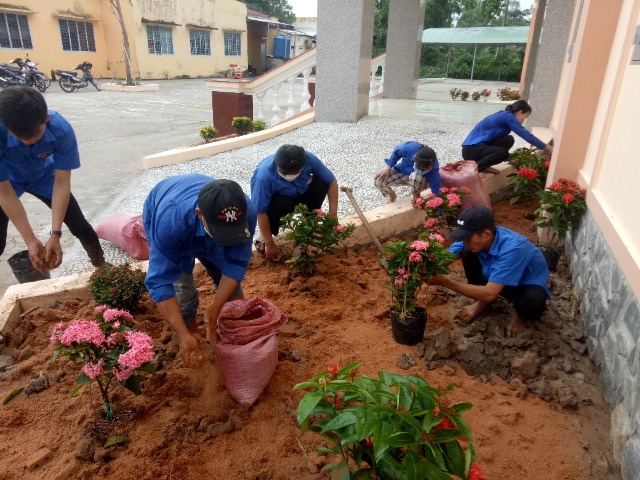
434, 416, 456, 430
562, 193, 575, 203
517, 168, 537, 180
543, 161, 550, 168
327, 364, 339, 377
468, 462, 490, 480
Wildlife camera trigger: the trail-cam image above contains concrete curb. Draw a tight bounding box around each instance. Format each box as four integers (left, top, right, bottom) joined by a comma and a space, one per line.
101, 83, 160, 92
0, 164, 512, 332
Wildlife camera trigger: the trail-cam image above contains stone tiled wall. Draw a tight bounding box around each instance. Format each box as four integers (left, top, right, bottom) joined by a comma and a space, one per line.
566, 210, 640, 479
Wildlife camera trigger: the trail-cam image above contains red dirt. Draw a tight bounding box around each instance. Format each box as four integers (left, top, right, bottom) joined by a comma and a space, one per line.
0, 199, 620, 480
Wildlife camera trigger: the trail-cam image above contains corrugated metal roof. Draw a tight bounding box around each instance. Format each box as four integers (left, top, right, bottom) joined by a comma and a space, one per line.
422, 26, 529, 45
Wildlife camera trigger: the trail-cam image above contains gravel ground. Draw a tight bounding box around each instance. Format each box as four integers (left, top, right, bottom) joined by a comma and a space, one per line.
61, 116, 526, 275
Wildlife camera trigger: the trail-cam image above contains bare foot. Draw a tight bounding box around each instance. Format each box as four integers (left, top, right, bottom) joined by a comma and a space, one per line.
506, 312, 528, 336
459, 300, 491, 323
388, 191, 397, 203
482, 167, 500, 174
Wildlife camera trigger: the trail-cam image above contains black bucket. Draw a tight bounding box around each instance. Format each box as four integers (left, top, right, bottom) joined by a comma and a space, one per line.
391, 307, 427, 345
538, 246, 561, 272
7, 250, 50, 284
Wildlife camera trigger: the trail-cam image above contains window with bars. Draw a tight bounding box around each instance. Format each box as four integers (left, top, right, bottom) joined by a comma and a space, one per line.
190, 29, 210, 56
223, 32, 241, 56
0, 12, 33, 49
59, 19, 96, 52
147, 25, 173, 55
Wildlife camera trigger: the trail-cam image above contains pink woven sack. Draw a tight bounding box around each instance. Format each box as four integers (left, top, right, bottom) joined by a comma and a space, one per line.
439, 160, 492, 211
96, 213, 150, 260
214, 298, 288, 407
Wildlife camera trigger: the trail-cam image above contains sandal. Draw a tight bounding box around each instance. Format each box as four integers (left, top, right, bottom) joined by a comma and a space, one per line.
254, 240, 266, 255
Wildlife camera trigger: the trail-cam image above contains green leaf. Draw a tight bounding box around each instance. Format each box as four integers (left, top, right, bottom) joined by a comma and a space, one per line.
76, 372, 92, 385
137, 362, 156, 373
450, 402, 473, 415
384, 431, 418, 447
292, 381, 321, 392
69, 383, 85, 398
376, 453, 405, 479
424, 462, 456, 480
321, 411, 357, 434
2, 387, 24, 405
395, 411, 423, 434
317, 446, 342, 457
104, 436, 129, 448
403, 450, 426, 480
297, 390, 324, 425
123, 374, 142, 395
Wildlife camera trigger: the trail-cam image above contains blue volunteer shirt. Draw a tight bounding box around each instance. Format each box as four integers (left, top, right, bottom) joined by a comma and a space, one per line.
384, 141, 442, 195
461, 110, 546, 150
0, 111, 80, 197
143, 173, 257, 303
449, 226, 550, 297
250, 151, 335, 213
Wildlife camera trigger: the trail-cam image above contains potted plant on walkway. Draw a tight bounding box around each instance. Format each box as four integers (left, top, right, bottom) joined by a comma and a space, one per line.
534, 178, 587, 271
380, 233, 455, 345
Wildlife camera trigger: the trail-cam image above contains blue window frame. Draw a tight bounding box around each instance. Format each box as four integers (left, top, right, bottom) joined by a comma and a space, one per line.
147, 25, 174, 55
0, 13, 33, 49
59, 19, 96, 52
190, 29, 210, 56
224, 32, 241, 56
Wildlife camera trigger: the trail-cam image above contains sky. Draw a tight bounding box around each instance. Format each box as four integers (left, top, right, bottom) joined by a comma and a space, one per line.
288, 0, 536, 19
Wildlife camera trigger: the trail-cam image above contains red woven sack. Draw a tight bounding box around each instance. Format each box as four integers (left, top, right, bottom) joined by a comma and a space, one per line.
439, 160, 492, 211
96, 213, 149, 260
214, 298, 288, 407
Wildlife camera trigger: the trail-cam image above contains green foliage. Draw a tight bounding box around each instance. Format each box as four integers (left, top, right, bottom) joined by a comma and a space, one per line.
534, 179, 587, 246
90, 264, 147, 312
471, 91, 482, 102
294, 362, 487, 480
280, 204, 356, 276
507, 147, 550, 204
238, 0, 295, 24
251, 120, 267, 132
459, 90, 470, 101
199, 125, 218, 143
449, 87, 462, 100
497, 86, 521, 101
231, 116, 252, 136
413, 186, 471, 231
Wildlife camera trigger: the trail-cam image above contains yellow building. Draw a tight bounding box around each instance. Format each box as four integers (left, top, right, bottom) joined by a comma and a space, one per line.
0, 0, 248, 80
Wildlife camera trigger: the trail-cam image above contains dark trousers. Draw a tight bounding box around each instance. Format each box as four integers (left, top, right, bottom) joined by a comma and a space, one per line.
267, 177, 330, 234
461, 249, 547, 322
462, 135, 515, 172
0, 192, 105, 266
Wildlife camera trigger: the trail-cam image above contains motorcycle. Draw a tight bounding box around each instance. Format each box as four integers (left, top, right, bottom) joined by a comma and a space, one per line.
0, 61, 27, 88
55, 61, 101, 93
10, 57, 49, 92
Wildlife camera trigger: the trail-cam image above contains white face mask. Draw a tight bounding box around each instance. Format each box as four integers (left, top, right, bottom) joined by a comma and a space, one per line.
278, 171, 301, 182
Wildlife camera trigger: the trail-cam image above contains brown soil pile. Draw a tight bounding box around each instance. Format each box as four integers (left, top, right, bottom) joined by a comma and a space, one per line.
0, 199, 620, 480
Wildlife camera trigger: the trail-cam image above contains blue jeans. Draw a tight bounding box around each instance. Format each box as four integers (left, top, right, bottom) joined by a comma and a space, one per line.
174, 258, 243, 324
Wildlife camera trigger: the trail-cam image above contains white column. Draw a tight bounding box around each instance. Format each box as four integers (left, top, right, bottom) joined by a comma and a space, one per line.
369, 66, 377, 96
254, 91, 266, 122
300, 67, 312, 112
270, 83, 283, 126
284, 75, 297, 119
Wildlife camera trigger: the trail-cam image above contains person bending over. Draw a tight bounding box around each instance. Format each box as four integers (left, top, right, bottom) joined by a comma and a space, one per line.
250, 144, 338, 260
461, 100, 553, 173
428, 206, 550, 336
373, 142, 442, 203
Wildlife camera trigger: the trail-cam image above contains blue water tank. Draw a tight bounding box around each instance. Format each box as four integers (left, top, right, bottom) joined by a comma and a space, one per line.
273, 35, 290, 59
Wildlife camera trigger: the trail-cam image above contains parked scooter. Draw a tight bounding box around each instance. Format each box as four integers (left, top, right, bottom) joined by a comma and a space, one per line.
55, 61, 101, 93
10, 57, 48, 92
0, 61, 27, 88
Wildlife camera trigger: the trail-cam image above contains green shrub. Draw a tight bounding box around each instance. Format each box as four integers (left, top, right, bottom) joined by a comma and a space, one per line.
90, 264, 148, 312
199, 125, 218, 143
251, 120, 267, 132
231, 116, 252, 135
471, 91, 482, 102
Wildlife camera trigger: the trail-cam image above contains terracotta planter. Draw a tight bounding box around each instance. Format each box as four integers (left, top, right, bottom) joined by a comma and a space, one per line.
391, 307, 426, 345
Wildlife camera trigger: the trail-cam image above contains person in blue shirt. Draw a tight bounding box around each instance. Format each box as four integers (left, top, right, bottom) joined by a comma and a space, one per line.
462, 100, 553, 172
250, 144, 338, 260
374, 142, 442, 203
0, 86, 105, 274
429, 206, 549, 336
143, 173, 256, 366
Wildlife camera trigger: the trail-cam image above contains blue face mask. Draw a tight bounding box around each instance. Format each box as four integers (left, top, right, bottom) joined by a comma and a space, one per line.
413, 166, 431, 176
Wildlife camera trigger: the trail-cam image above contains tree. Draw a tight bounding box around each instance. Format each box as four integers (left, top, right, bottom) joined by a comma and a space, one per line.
109, 0, 134, 85
239, 0, 295, 25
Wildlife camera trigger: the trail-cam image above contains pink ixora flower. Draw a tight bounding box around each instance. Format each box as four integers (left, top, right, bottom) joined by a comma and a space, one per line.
315, 209, 325, 217
423, 217, 438, 228
336, 225, 346, 233
446, 193, 461, 207
94, 305, 109, 314
58, 319, 106, 347
396, 268, 407, 275
412, 197, 425, 208
439, 187, 449, 194
394, 277, 406, 286
103, 308, 133, 323
408, 251, 423, 263
409, 240, 429, 251
425, 197, 444, 209
83, 358, 105, 379
116, 331, 154, 380
50, 321, 67, 343
429, 233, 445, 244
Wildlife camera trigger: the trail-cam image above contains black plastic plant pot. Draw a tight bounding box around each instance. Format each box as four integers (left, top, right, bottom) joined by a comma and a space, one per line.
391, 307, 426, 345
7, 250, 50, 283
538, 245, 561, 272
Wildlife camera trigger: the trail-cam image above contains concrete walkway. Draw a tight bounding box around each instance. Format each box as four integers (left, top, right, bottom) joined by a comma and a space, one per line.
0, 77, 521, 297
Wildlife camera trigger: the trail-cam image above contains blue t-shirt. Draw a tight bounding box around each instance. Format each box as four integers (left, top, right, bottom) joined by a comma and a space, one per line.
250, 151, 335, 213
462, 110, 546, 150
449, 226, 550, 297
0, 111, 80, 198
385, 141, 442, 195
143, 173, 257, 303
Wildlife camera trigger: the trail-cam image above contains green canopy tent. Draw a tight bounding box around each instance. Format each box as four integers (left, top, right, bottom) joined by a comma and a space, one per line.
421, 26, 529, 80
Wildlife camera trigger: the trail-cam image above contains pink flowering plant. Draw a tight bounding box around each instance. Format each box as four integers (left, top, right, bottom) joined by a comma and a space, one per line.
294, 362, 490, 480
381, 234, 455, 319
534, 178, 587, 246
51, 306, 156, 420
507, 147, 549, 204
281, 204, 356, 275
412, 186, 471, 231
